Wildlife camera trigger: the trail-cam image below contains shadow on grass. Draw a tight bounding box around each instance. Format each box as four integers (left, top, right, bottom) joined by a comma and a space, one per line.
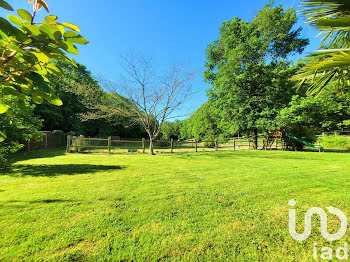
4, 164, 125, 177
324, 149, 350, 153
6, 199, 74, 204
0, 199, 77, 208
13, 148, 67, 162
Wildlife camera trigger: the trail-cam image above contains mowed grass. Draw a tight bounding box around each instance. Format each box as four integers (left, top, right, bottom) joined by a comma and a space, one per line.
1, 150, 350, 261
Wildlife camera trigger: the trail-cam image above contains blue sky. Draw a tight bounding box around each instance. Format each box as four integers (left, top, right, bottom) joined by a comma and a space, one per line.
2, 0, 321, 119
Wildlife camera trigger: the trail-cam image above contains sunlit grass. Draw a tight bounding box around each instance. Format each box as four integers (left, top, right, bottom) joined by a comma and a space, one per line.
1, 150, 350, 261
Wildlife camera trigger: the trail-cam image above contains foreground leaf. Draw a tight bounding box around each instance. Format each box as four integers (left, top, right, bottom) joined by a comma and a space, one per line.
63, 31, 88, 44
61, 22, 80, 32
17, 9, 32, 22
0, 102, 9, 114
0, 130, 6, 142
0, 0, 13, 11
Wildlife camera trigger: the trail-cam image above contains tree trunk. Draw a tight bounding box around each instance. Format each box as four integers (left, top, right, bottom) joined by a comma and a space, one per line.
149, 136, 154, 155
253, 128, 258, 150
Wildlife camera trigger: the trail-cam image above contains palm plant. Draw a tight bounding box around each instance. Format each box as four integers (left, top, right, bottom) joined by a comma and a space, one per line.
293, 0, 350, 96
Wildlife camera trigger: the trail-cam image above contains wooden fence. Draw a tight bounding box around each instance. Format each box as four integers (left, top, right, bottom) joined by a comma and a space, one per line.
317, 130, 350, 137
25, 131, 67, 151
66, 136, 269, 154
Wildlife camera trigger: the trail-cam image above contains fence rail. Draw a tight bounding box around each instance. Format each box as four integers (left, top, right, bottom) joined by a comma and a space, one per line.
66, 135, 269, 154
22, 129, 350, 153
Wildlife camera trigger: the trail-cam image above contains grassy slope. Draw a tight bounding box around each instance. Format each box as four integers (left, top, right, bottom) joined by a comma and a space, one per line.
1, 150, 350, 261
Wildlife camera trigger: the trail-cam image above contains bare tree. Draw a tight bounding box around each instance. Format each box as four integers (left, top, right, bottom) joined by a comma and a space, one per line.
116, 52, 195, 155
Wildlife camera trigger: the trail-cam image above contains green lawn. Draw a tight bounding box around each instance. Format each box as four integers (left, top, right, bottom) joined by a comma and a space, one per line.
1, 150, 350, 261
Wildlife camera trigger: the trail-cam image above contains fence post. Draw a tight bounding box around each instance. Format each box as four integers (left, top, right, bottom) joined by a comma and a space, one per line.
195, 139, 198, 152
248, 140, 251, 150
45, 132, 48, 149
215, 139, 218, 151
66, 135, 70, 152
79, 135, 84, 153
318, 141, 321, 153
108, 136, 111, 154
171, 138, 174, 153
275, 138, 278, 149
233, 138, 236, 151
142, 138, 145, 153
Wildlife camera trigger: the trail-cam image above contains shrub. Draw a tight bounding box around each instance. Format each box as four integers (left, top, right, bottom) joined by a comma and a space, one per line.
53, 130, 65, 136
69, 136, 86, 153
0, 97, 42, 168
203, 135, 216, 148
156, 140, 171, 148
0, 142, 23, 170
286, 126, 317, 151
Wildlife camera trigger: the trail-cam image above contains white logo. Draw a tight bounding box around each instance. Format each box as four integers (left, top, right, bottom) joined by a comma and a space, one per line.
288, 199, 348, 242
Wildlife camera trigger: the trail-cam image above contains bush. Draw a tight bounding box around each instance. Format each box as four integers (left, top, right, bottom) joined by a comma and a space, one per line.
286, 126, 317, 151
0, 142, 23, 170
318, 135, 350, 150
203, 135, 216, 148
156, 140, 171, 148
69, 137, 86, 153
0, 97, 42, 169
53, 130, 65, 136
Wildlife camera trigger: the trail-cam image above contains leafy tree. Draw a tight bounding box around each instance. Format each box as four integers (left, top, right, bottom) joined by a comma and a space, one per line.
0, 96, 42, 169
277, 85, 350, 133
0, 0, 87, 141
34, 61, 100, 134
180, 103, 219, 140
161, 121, 181, 140
293, 0, 350, 95
204, 4, 309, 149
35, 61, 148, 138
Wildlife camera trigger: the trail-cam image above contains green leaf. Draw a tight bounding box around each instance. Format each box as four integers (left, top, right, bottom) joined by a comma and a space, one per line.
0, 102, 9, 114
40, 24, 62, 41
0, 131, 6, 142
22, 22, 41, 36
58, 41, 78, 55
34, 64, 48, 76
32, 93, 44, 104
0, 0, 13, 11
22, 53, 38, 64
25, 72, 51, 93
46, 94, 63, 106
61, 22, 80, 32
45, 15, 58, 24
63, 31, 88, 45
33, 51, 49, 64
0, 17, 28, 41
46, 63, 62, 76
17, 9, 32, 22
2, 86, 19, 96
54, 24, 65, 35
8, 15, 24, 26
17, 93, 26, 100
21, 86, 31, 94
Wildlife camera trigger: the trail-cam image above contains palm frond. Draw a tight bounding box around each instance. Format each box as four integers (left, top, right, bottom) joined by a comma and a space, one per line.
300, 0, 350, 22
293, 49, 350, 95
301, 0, 350, 45
295, 1, 350, 95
